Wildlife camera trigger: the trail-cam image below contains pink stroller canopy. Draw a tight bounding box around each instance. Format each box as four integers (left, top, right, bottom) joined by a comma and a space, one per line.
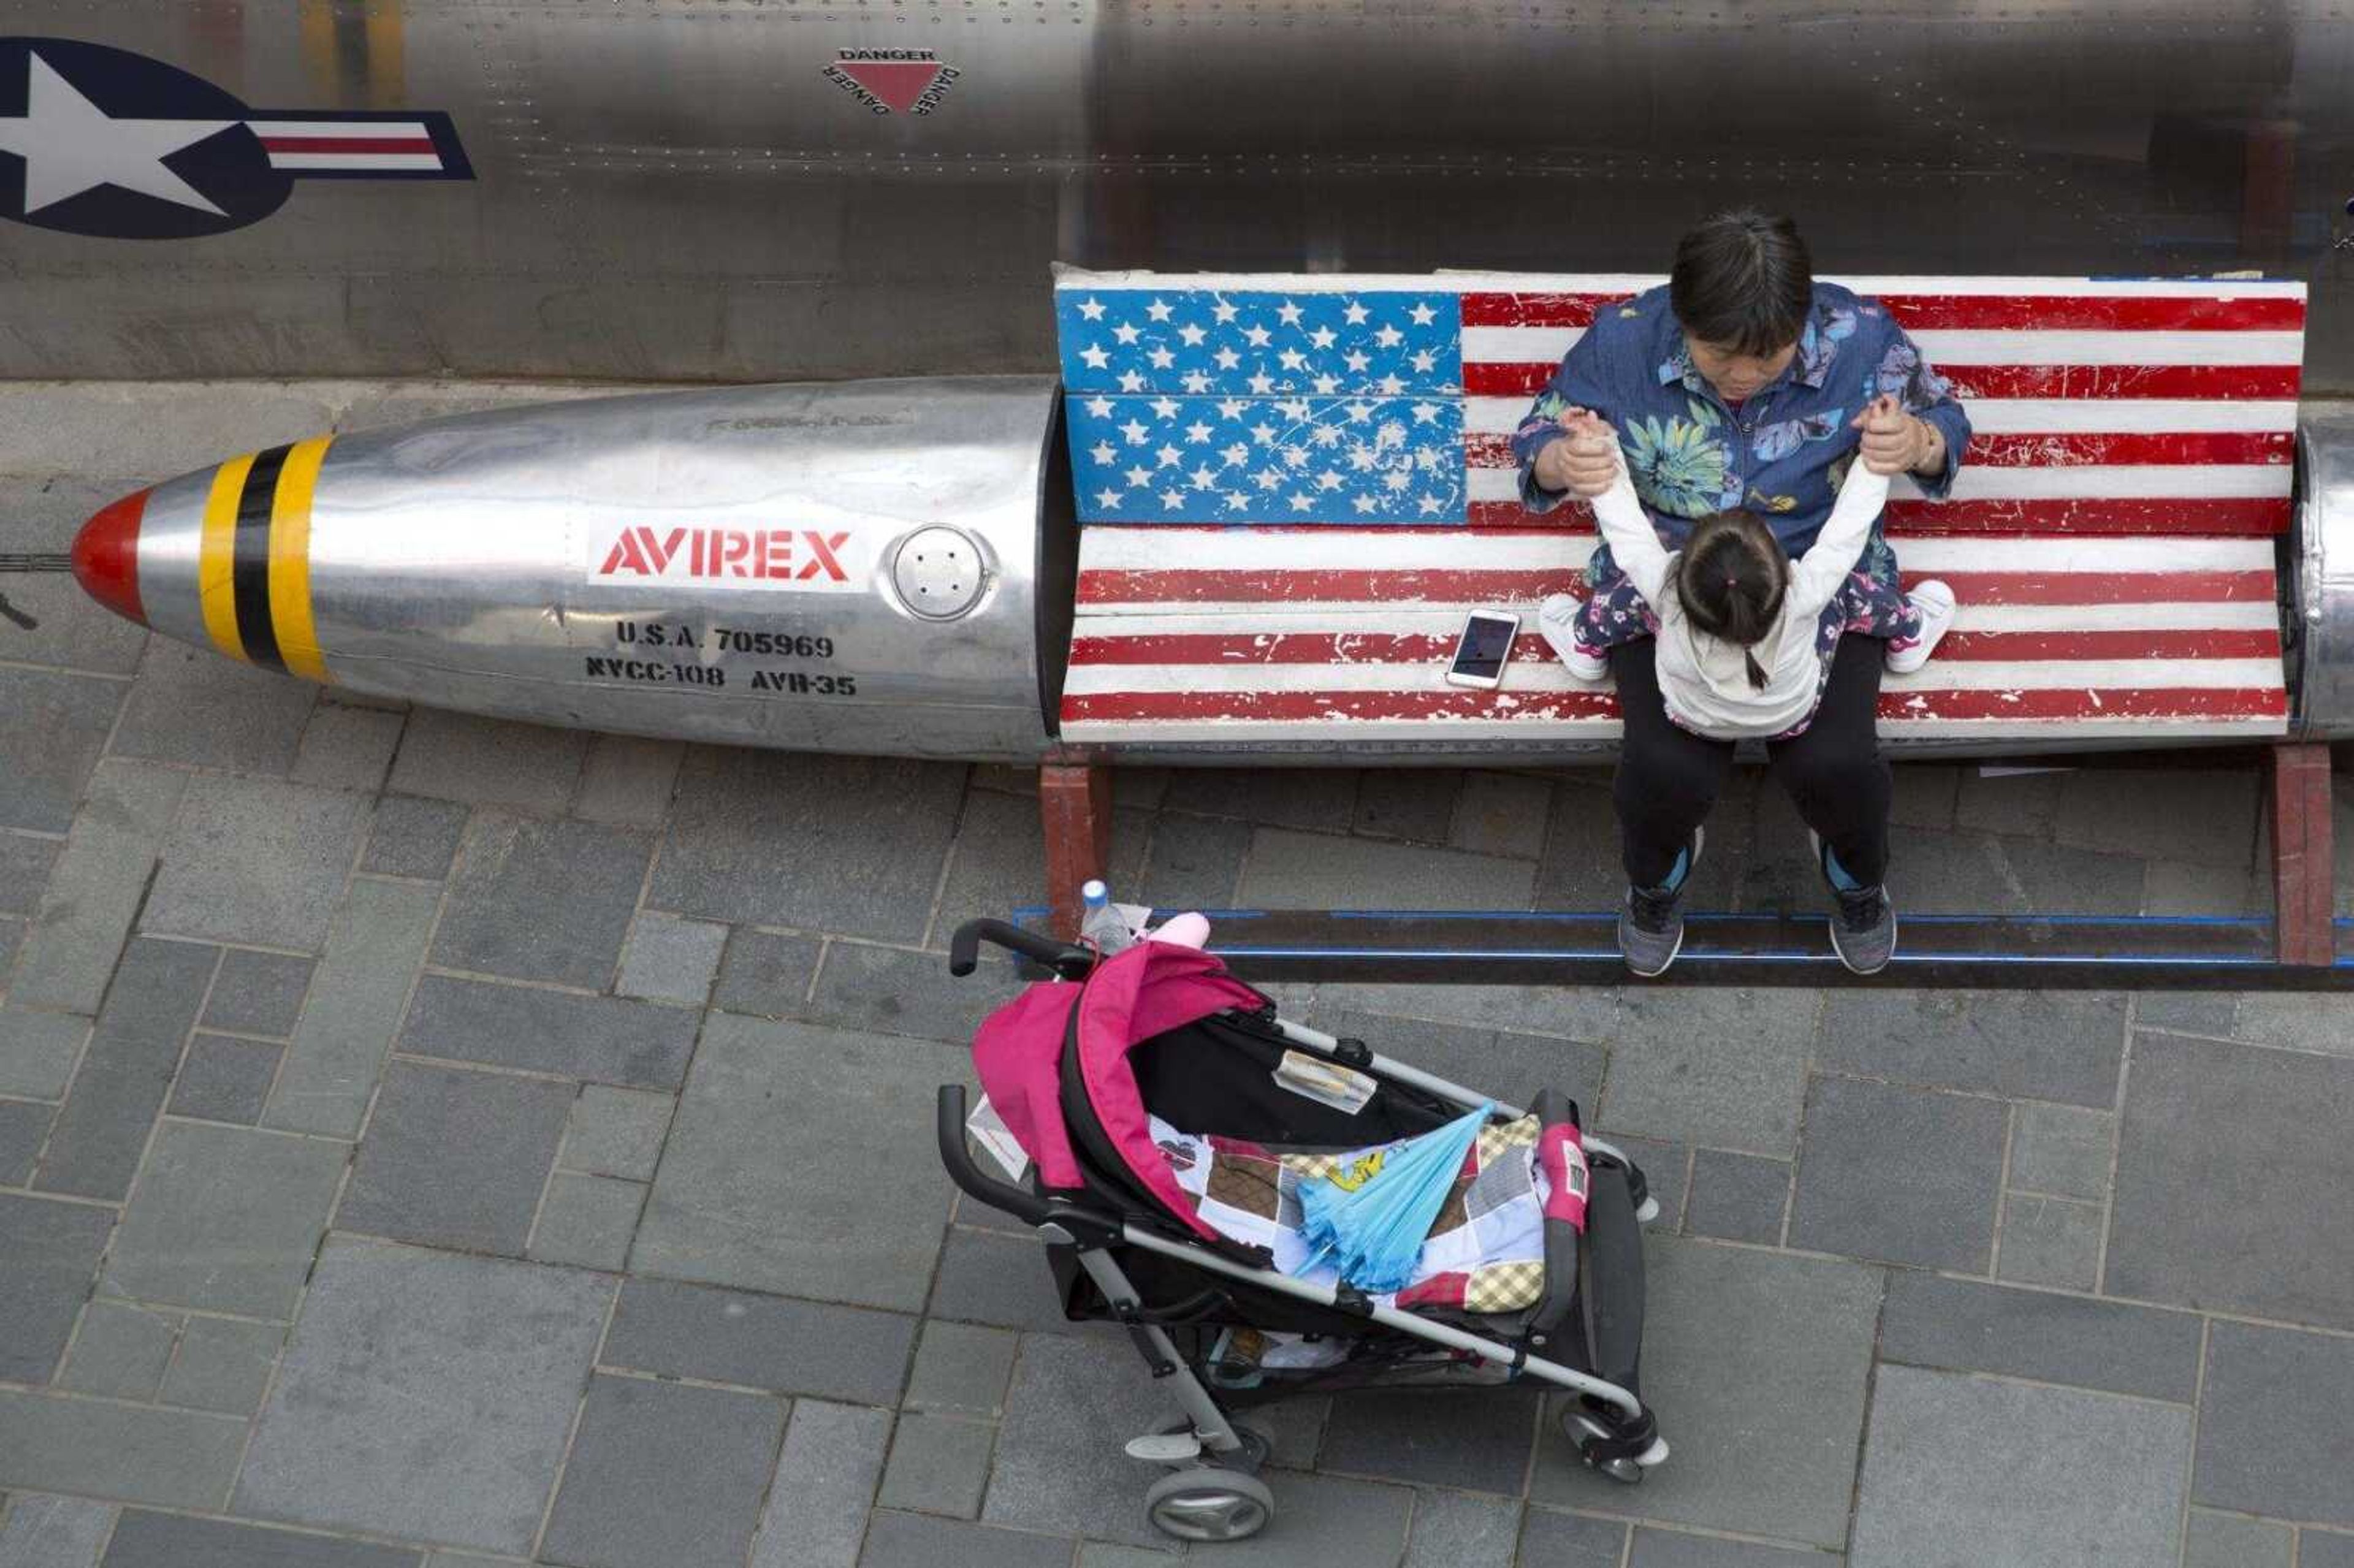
972, 942, 1266, 1240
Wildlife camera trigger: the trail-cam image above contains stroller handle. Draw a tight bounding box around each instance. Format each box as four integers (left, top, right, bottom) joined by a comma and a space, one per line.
938, 1084, 1054, 1227
948, 918, 1094, 981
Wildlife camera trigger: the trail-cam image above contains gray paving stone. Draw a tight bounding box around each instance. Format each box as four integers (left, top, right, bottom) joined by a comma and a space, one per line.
1401, 1490, 1520, 1568
1625, 1532, 1824, 1567
1075, 1548, 1181, 1568
749, 1400, 893, 1568
385, 710, 587, 812
574, 736, 684, 828
9, 763, 186, 1013
101, 1510, 422, 1568
1531, 1238, 1880, 1548
528, 1173, 642, 1270
0, 669, 126, 834
0, 918, 18, 983
0, 1494, 114, 1568
652, 749, 965, 941
543, 1375, 787, 1568
423, 1556, 531, 1568
1889, 761, 1962, 829
109, 641, 313, 775
2054, 767, 2258, 868
2303, 1531, 2354, 1568
359, 796, 469, 879
235, 1239, 614, 1552
0, 382, 341, 481
432, 814, 652, 989
1878, 1273, 2201, 1401
262, 877, 440, 1137
36, 937, 216, 1200
1588, 988, 1819, 1157
158, 1316, 283, 1414
0, 834, 59, 918
2143, 858, 2266, 916
2, 482, 151, 679
58, 1300, 177, 1399
2131, 989, 2239, 1037
615, 913, 726, 1004
1238, 828, 1534, 910
1875, 826, 2149, 916
710, 929, 826, 1017
1849, 1364, 2189, 1568
168, 1034, 283, 1123
1512, 1508, 1626, 1568
202, 950, 315, 1038
142, 777, 370, 951
2006, 1103, 2113, 1200
2193, 1320, 2354, 1527
0, 1193, 114, 1382
935, 786, 1081, 926
636, 1016, 962, 1311
1995, 1193, 2102, 1290
1246, 1392, 1328, 1470
2203, 991, 2354, 1059
1354, 771, 1463, 844
1788, 1076, 2005, 1272
983, 1332, 1190, 1547
289, 702, 406, 793
1135, 812, 1251, 911
338, 1060, 569, 1256
0, 1392, 245, 1509
859, 1513, 1073, 1568
1450, 772, 1553, 860
804, 941, 1024, 1046
1595, 1132, 1687, 1230
1313, 1008, 1605, 1119
906, 1321, 1020, 1417
929, 1227, 1075, 1335
1537, 771, 1752, 916
0, 1007, 91, 1100
1183, 1472, 1413, 1567
1160, 768, 1355, 829
396, 975, 700, 1090
0, 1100, 50, 1184
2181, 1509, 2290, 1568
880, 1412, 997, 1518
104, 1120, 348, 1317
1955, 766, 2063, 837
1815, 990, 2127, 1106
560, 1086, 673, 1182
1684, 1149, 1790, 1244
2108, 1033, 2354, 1329
1319, 1390, 1539, 1494
602, 1276, 916, 1403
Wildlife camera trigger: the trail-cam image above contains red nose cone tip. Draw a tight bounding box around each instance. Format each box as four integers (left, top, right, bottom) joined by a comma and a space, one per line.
74, 489, 149, 627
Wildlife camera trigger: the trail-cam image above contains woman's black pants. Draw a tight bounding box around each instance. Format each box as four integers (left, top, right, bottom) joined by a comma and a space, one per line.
1610, 634, 1892, 891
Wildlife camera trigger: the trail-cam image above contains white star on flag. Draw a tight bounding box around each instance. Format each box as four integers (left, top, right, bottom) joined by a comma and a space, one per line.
1079, 344, 1110, 368
1077, 297, 1107, 320
1112, 323, 1140, 345
1146, 299, 1174, 321
1150, 396, 1181, 420
1089, 441, 1116, 464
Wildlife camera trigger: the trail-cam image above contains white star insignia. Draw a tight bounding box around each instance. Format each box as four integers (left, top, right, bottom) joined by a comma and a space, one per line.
1353, 493, 1379, 514
1411, 349, 1438, 373
1118, 370, 1146, 392
1344, 349, 1371, 374
1309, 327, 1338, 350
1274, 398, 1309, 421
0, 53, 234, 216
1316, 471, 1343, 492
1312, 375, 1340, 395
1278, 349, 1306, 371
1411, 403, 1440, 425
1221, 443, 1249, 465
1213, 347, 1242, 371
1151, 396, 1181, 420
1346, 401, 1376, 423
1089, 441, 1116, 464
1147, 346, 1176, 370
1161, 487, 1187, 508
1079, 343, 1110, 369
1247, 372, 1274, 395
1343, 300, 1370, 325
1409, 302, 1438, 327
1225, 490, 1251, 510
1146, 298, 1174, 322
1254, 469, 1283, 490
1249, 422, 1277, 444
1097, 488, 1124, 507
1124, 464, 1153, 487
1311, 425, 1343, 448
1184, 421, 1213, 444
1277, 300, 1304, 325
1288, 492, 1315, 509
1384, 470, 1411, 493
1374, 325, 1404, 349
1218, 398, 1247, 420
1178, 323, 1208, 346
1244, 325, 1272, 348
1118, 419, 1149, 444
1156, 443, 1183, 467
1281, 446, 1309, 468
1085, 396, 1114, 418
1181, 371, 1211, 394
1418, 493, 1445, 514
1378, 375, 1406, 395
1212, 298, 1240, 324
1076, 297, 1107, 321
1190, 463, 1221, 489
1111, 323, 1141, 346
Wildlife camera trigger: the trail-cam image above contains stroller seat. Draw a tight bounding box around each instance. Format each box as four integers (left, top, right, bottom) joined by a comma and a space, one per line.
1145, 1111, 1560, 1317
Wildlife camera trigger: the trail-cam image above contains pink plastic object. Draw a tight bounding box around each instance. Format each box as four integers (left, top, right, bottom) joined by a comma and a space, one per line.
1148, 911, 1212, 949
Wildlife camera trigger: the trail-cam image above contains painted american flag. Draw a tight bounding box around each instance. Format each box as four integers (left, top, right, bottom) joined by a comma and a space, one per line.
1054, 270, 2304, 747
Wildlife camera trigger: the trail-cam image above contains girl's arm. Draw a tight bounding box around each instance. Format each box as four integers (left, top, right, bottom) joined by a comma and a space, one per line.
1787, 461, 1893, 615
1583, 438, 1674, 604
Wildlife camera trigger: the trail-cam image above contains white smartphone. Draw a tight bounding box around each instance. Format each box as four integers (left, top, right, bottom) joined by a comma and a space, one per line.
1444, 609, 1520, 690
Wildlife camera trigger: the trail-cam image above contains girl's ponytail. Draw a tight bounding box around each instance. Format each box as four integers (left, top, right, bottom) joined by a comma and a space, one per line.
1743, 649, 1770, 690
1677, 511, 1789, 686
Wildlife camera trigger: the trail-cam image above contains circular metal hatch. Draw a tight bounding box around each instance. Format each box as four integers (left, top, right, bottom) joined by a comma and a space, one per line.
891, 525, 989, 620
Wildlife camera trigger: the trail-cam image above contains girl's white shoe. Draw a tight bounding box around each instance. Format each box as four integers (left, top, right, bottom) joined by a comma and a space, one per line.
1537, 592, 1610, 682
1885, 579, 1956, 676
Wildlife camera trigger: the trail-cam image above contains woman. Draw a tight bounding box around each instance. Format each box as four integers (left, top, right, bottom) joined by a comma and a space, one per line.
1511, 210, 1971, 976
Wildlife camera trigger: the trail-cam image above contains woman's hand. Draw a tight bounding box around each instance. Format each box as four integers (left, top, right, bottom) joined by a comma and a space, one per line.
1535, 408, 1620, 499
1851, 394, 1941, 476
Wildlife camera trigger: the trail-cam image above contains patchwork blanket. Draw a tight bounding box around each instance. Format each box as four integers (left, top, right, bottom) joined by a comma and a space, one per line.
1148, 1112, 1567, 1314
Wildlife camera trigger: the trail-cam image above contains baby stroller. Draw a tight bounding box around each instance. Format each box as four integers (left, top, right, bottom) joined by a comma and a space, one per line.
937, 918, 1666, 1545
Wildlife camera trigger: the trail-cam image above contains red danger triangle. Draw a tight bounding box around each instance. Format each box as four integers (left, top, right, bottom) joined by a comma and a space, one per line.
836, 61, 943, 112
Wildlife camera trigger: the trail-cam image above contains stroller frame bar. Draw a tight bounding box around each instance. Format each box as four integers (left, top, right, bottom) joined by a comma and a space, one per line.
1107, 1220, 1647, 1420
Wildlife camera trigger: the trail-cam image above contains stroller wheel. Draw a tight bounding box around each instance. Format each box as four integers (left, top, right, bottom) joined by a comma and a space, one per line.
1145, 1467, 1276, 1543
1560, 1408, 1654, 1486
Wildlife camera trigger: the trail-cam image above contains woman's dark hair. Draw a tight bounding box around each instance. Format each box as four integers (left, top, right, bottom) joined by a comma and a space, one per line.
1670, 210, 1815, 357
1677, 511, 1789, 690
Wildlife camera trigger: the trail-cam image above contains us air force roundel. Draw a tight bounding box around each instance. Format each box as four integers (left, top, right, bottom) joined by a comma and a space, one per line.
0, 37, 471, 241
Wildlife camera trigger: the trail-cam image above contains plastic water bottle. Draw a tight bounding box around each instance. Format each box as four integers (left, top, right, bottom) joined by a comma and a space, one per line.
1079, 878, 1134, 955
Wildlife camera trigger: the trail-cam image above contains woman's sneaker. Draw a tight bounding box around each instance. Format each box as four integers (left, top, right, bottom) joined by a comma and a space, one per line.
1810, 831, 1895, 975
1620, 829, 1702, 978
1884, 579, 1956, 676
1537, 593, 1610, 682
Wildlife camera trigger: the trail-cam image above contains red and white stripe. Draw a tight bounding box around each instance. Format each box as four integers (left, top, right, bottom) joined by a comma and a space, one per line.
248, 121, 446, 172
1053, 272, 2298, 749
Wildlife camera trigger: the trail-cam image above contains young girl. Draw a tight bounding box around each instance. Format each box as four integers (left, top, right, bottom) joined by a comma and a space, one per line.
1537, 398, 1956, 744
